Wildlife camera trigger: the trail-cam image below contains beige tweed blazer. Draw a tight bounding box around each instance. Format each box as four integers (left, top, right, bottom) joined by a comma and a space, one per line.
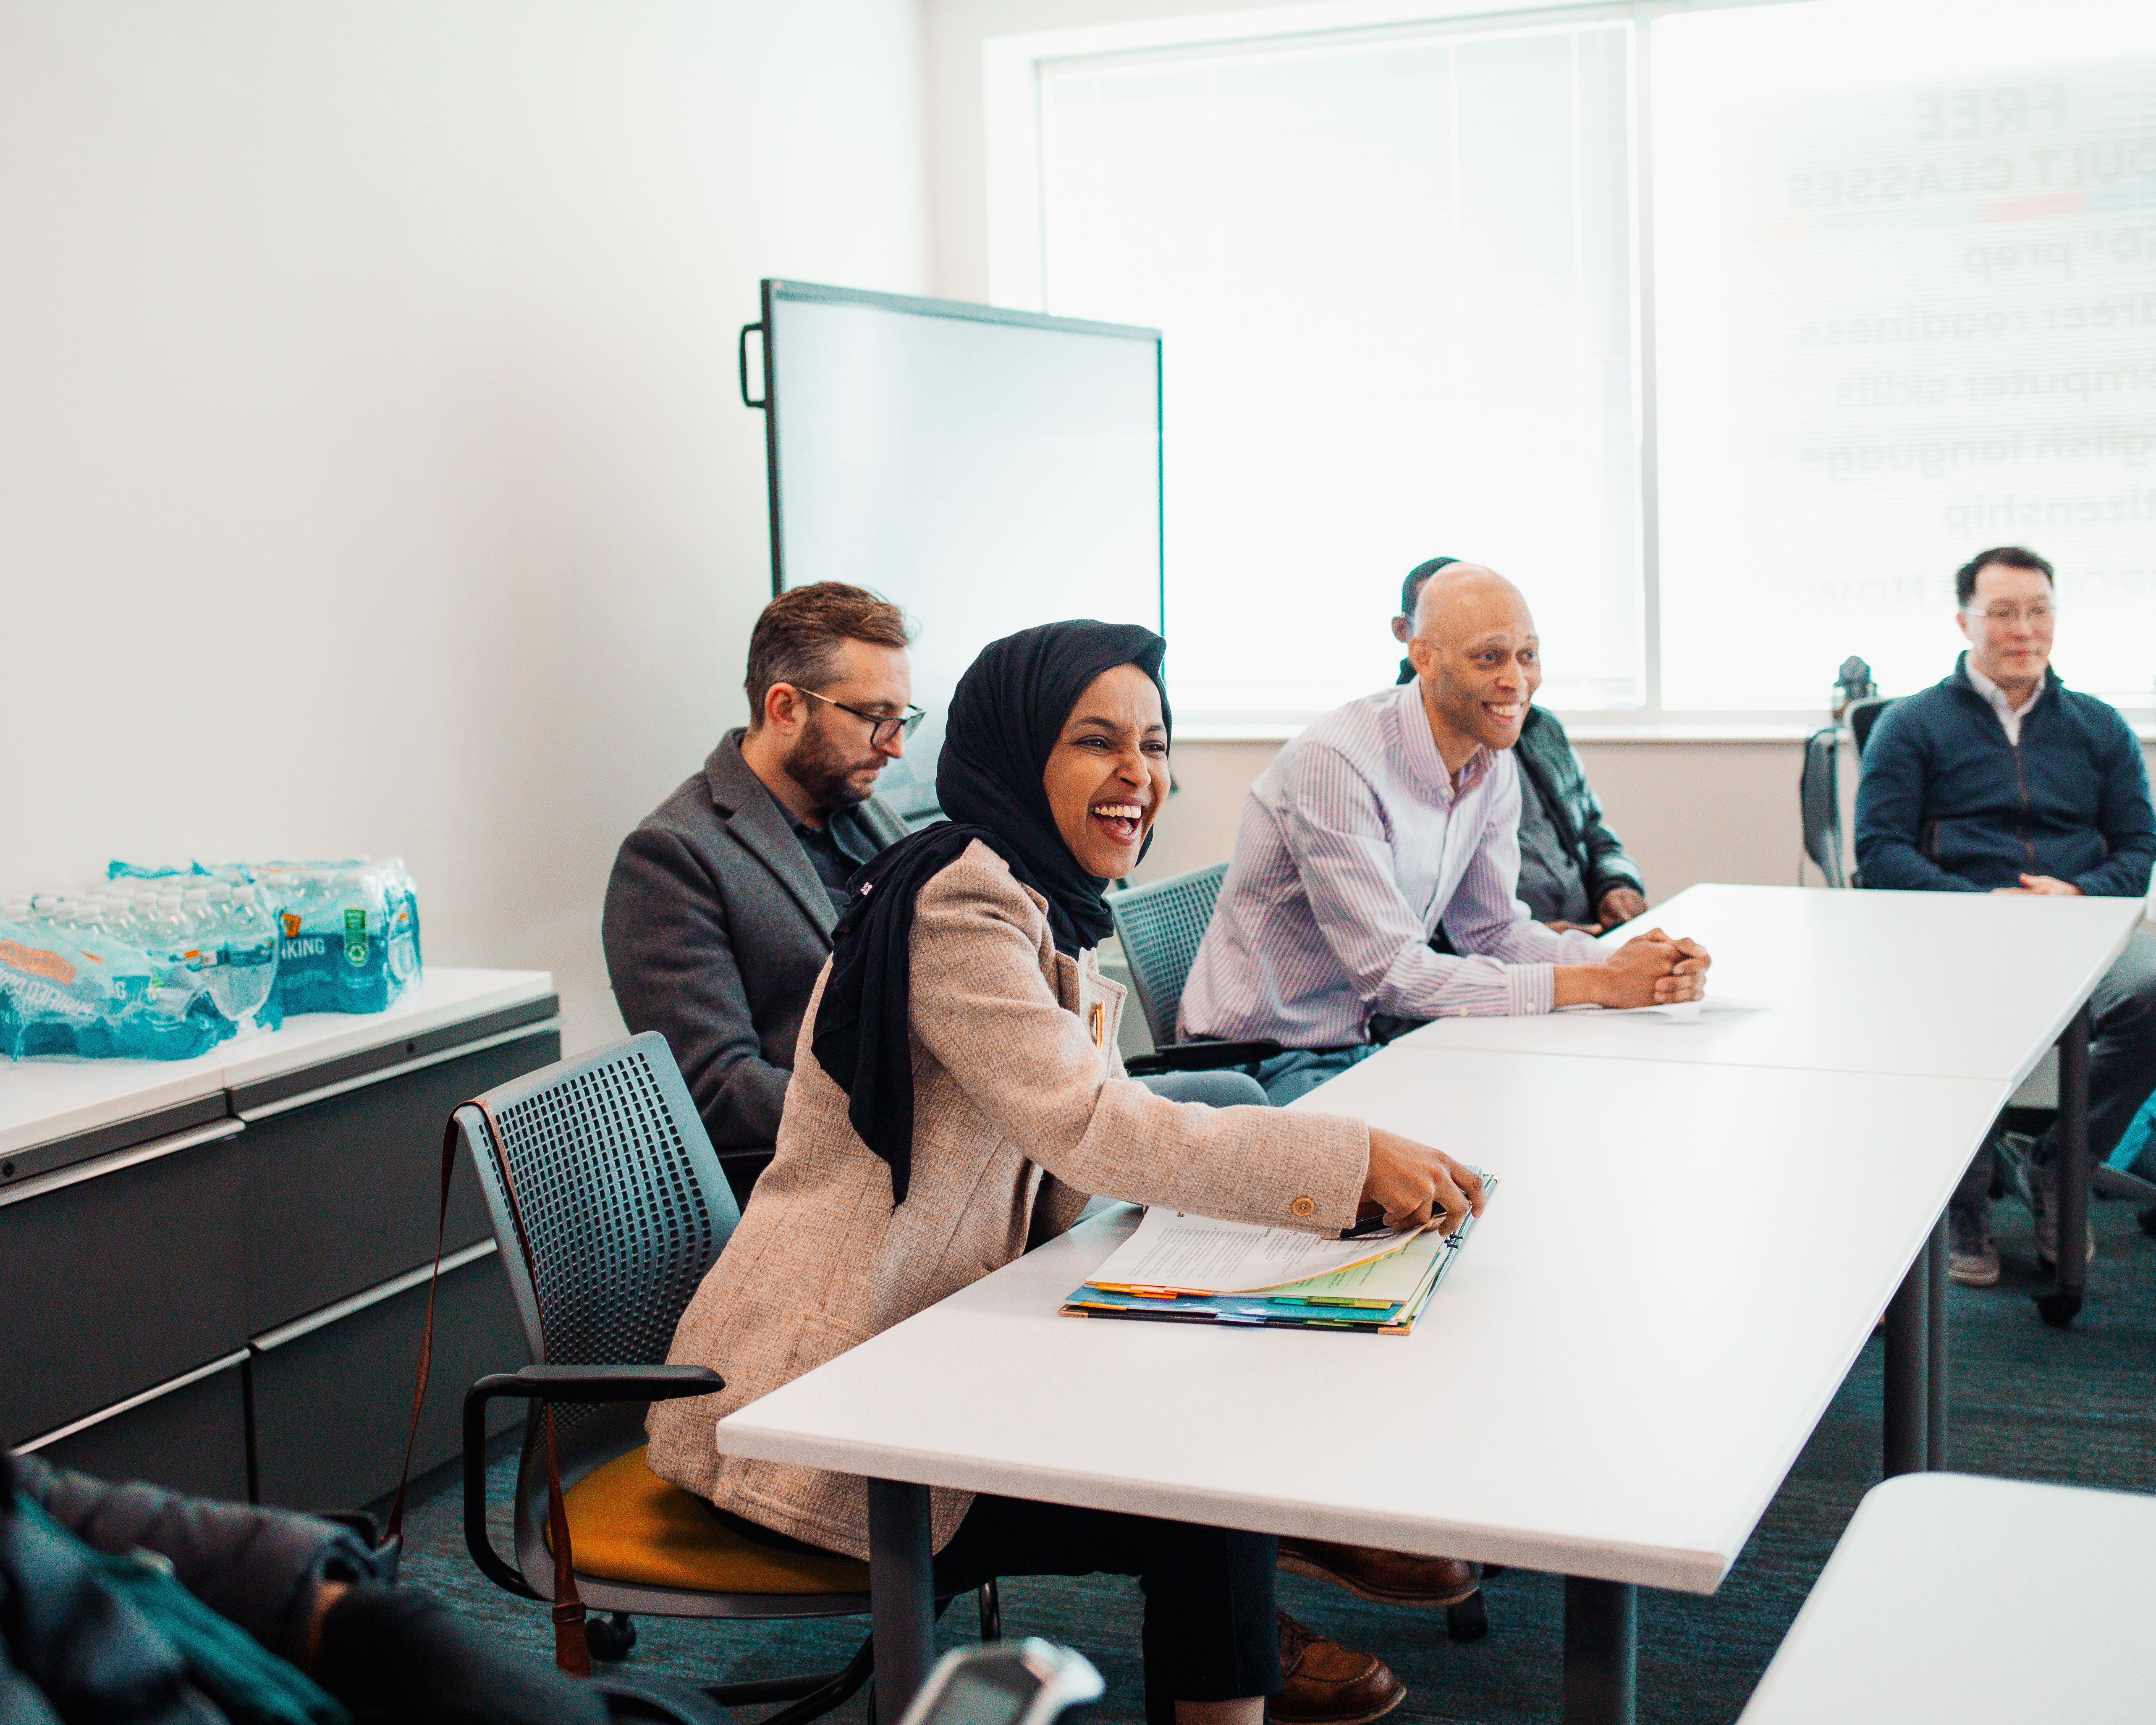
644, 841, 1370, 1558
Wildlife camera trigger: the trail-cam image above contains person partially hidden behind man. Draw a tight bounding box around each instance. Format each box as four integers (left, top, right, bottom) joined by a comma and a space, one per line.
1181, 561, 1711, 1105
1392, 556, 1648, 933
1855, 545, 2156, 1287
604, 583, 918, 1209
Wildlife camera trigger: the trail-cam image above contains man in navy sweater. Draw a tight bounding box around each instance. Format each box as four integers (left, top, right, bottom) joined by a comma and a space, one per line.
1857, 545, 2156, 1286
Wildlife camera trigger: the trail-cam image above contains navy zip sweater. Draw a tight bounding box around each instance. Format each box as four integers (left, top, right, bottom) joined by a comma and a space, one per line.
1854, 654, 2156, 896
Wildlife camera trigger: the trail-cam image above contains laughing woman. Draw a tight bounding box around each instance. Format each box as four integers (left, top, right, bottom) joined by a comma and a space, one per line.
648, 621, 1483, 1725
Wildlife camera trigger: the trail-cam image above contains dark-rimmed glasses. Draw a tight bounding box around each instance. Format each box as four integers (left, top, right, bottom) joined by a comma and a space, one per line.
1962, 604, 2056, 628
789, 686, 927, 749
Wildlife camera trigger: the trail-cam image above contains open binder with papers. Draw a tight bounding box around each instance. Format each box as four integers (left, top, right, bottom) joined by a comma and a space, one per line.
1061, 1177, 1495, 1336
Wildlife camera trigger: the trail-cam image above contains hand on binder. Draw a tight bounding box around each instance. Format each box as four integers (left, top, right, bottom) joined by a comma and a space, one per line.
1362, 1129, 1483, 1236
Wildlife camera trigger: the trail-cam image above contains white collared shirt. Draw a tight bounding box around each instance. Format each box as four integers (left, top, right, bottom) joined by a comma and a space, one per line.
1964, 656, 2044, 746
1177, 681, 1602, 1048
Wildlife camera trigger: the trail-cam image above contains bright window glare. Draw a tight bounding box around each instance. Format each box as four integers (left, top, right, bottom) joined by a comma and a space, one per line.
1019, 0, 2156, 721
1655, 0, 2156, 709
1038, 22, 1639, 721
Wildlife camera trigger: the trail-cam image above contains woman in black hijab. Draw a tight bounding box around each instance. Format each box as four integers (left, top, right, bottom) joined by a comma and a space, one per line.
651, 620, 1481, 1725
814, 618, 1184, 1200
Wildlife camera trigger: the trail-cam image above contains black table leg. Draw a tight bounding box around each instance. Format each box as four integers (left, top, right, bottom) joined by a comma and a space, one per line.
1882, 1236, 1929, 1477
2037, 1005, 2092, 1329
867, 1479, 935, 1717
1564, 1577, 1636, 1725
1925, 1213, 1947, 1469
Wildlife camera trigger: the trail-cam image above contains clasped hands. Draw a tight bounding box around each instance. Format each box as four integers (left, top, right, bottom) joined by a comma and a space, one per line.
1553, 924, 1712, 1009
1992, 873, 2082, 897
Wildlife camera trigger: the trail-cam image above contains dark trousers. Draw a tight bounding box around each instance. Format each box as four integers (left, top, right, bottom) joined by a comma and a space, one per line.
937, 1497, 1280, 1725
713, 1496, 1279, 1725
1952, 925, 2156, 1212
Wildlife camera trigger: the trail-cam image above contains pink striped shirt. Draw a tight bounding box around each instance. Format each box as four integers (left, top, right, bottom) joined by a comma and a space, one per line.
1179, 682, 1602, 1048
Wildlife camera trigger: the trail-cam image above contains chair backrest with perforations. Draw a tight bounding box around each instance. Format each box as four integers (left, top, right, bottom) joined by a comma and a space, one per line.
456, 1032, 738, 1392
1800, 727, 1846, 889
1108, 862, 1229, 1047
1848, 694, 1896, 756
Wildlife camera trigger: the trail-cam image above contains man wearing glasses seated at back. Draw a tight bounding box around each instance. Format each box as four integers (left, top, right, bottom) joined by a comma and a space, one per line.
605, 583, 920, 1208
1856, 545, 2156, 1287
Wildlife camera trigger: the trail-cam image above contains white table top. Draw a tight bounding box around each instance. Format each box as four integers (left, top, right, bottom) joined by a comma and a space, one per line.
0, 968, 555, 1155
715, 1046, 2004, 1592
1400, 883, 2143, 1086
1739, 1473, 2156, 1722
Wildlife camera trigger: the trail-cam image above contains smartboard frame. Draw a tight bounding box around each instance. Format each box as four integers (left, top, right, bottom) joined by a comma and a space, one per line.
744, 278, 1164, 625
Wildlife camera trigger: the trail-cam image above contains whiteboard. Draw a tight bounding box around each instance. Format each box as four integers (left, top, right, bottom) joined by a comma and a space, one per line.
762, 281, 1163, 816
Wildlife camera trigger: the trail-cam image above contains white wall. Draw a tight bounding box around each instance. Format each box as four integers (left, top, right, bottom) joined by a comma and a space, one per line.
0, 0, 927, 1055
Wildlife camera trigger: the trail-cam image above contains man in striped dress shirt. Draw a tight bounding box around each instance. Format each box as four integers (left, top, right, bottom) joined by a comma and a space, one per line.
1180, 563, 1711, 1103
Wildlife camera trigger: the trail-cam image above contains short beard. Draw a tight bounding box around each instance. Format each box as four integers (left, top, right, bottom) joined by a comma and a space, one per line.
784, 719, 876, 813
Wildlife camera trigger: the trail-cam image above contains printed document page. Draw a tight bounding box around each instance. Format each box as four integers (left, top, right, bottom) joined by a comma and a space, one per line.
1086, 1209, 1417, 1295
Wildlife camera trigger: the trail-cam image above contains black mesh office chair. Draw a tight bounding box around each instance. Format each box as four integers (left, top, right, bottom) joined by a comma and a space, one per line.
1800, 729, 1848, 889
452, 1033, 995, 1724
1804, 696, 1897, 889
1109, 863, 1281, 1076
1847, 695, 1895, 756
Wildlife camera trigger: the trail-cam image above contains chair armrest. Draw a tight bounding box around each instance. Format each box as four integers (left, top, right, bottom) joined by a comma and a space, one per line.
461, 1364, 725, 1598
1126, 1039, 1283, 1077
498, 1363, 724, 1403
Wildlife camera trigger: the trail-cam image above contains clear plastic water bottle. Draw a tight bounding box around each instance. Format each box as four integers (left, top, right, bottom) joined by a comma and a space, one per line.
212, 884, 280, 1024
147, 891, 192, 967
179, 888, 219, 976
114, 892, 160, 952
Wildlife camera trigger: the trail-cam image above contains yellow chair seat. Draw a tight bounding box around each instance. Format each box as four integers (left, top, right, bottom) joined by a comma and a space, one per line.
550, 1447, 869, 1596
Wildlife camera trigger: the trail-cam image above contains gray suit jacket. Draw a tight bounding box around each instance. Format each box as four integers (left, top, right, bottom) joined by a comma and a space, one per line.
602, 732, 910, 1185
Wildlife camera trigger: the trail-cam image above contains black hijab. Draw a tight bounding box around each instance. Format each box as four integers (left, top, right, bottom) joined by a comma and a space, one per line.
810, 619, 1171, 1203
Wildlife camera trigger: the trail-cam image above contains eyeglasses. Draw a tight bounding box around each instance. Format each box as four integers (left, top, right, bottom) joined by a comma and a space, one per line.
1964, 605, 2057, 627
789, 686, 926, 748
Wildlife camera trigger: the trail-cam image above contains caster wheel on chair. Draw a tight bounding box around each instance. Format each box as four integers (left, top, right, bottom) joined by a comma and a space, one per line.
585, 1612, 638, 1662
2034, 1290, 2083, 1329
1446, 1591, 1488, 1643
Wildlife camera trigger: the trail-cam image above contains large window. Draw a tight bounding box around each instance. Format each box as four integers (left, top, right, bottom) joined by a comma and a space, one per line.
996, 0, 2156, 725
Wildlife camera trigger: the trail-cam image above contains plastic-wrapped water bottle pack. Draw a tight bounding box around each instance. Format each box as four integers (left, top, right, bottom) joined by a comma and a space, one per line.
0, 857, 423, 1061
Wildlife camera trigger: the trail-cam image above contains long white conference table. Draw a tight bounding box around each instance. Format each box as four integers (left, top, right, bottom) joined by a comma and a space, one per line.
712, 884, 2142, 1725
1404, 884, 2144, 1384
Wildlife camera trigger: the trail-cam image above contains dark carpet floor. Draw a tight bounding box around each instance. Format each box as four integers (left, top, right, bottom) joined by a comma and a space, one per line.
384, 1193, 2156, 1725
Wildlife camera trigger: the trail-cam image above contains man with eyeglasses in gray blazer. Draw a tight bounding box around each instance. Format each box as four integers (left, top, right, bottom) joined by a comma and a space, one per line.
605, 584, 920, 1208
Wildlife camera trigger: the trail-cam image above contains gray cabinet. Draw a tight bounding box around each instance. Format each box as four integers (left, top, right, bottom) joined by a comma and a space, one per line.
33, 1353, 251, 1503
250, 1244, 524, 1512
8, 995, 558, 1511
0, 1122, 245, 1442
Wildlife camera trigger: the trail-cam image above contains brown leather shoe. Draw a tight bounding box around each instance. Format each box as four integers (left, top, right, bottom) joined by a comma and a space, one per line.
1278, 1538, 1479, 1607
1268, 1608, 1406, 1725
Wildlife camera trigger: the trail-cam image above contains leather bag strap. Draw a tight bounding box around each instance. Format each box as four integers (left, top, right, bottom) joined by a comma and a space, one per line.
385, 1099, 590, 1676
384, 1114, 459, 1543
